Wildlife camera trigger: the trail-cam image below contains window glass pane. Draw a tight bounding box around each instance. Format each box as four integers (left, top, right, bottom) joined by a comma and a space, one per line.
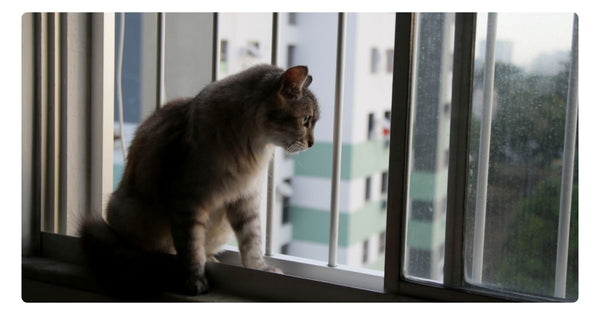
464, 13, 577, 300
403, 13, 456, 283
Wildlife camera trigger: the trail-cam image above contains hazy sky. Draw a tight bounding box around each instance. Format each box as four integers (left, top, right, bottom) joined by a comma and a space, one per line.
475, 13, 575, 67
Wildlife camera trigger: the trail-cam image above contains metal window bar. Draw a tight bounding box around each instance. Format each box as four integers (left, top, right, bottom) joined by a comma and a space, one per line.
156, 13, 166, 108
554, 13, 578, 299
211, 13, 219, 82
471, 12, 498, 284
29, 12, 43, 255
116, 13, 127, 162
38, 12, 50, 233
57, 13, 69, 235
265, 12, 279, 256
41, 12, 63, 234
90, 13, 115, 219
328, 12, 347, 268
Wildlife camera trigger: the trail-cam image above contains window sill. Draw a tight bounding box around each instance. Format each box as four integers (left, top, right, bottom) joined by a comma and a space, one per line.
23, 232, 418, 302
22, 256, 256, 302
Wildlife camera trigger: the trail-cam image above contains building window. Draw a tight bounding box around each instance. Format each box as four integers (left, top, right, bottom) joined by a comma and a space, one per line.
407, 248, 432, 279
383, 111, 391, 147
288, 13, 297, 25
367, 113, 375, 140
365, 176, 372, 201
411, 200, 433, 221
379, 232, 386, 254
384, 110, 391, 121
281, 243, 290, 255
287, 44, 296, 68
381, 171, 388, 195
219, 40, 228, 73
246, 41, 260, 57
386, 48, 394, 73
362, 240, 369, 264
282, 196, 291, 224
444, 148, 450, 167
370, 47, 380, 73
443, 102, 451, 115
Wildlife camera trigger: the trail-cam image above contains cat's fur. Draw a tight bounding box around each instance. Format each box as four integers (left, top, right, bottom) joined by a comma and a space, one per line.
80, 64, 319, 297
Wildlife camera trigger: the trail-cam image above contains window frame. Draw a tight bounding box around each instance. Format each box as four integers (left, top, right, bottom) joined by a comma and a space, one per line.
22, 12, 569, 302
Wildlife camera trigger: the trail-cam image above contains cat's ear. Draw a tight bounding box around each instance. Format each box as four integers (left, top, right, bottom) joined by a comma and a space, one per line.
304, 75, 313, 88
280, 65, 309, 99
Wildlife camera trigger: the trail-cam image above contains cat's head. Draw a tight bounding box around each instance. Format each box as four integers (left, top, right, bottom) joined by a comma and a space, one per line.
263, 65, 320, 154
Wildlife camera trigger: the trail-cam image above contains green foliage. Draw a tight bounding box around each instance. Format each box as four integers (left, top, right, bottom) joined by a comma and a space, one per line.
467, 61, 578, 300
495, 178, 578, 300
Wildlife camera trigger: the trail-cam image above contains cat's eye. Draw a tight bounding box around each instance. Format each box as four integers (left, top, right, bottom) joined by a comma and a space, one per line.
303, 115, 312, 126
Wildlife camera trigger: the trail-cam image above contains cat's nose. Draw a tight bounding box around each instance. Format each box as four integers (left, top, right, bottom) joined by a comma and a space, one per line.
308, 138, 314, 147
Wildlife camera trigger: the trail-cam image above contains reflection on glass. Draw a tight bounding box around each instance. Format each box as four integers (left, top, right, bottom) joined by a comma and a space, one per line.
403, 13, 455, 283
465, 13, 577, 300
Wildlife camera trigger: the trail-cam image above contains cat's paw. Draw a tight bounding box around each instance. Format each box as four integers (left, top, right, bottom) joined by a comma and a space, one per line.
261, 265, 283, 274
184, 275, 210, 295
206, 255, 220, 263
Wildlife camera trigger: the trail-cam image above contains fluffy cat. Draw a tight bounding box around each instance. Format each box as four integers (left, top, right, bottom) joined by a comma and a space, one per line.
80, 64, 319, 297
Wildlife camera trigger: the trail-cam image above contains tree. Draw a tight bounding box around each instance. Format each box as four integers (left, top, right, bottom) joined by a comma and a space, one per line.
466, 61, 577, 299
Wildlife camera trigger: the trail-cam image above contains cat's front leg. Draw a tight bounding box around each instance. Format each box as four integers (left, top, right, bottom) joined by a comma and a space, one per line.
170, 206, 211, 295
227, 195, 282, 274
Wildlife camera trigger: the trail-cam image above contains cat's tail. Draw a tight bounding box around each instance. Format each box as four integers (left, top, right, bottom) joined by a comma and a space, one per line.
79, 216, 185, 299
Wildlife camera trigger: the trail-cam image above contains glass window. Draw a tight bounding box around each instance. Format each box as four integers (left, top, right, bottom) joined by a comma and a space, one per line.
281, 243, 290, 255
411, 200, 434, 221
381, 171, 388, 194
370, 47, 379, 73
288, 13, 297, 26
220, 40, 228, 73
464, 13, 577, 300
365, 176, 372, 201
362, 240, 369, 263
367, 112, 375, 139
287, 44, 296, 68
386, 49, 394, 73
403, 13, 456, 284
282, 196, 291, 224
379, 231, 386, 254
407, 248, 432, 279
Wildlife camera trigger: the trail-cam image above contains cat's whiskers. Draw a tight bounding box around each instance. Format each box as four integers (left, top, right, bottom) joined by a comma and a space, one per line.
286, 141, 306, 154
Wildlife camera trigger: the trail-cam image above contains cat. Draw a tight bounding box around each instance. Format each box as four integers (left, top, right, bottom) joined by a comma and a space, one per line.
80, 64, 319, 297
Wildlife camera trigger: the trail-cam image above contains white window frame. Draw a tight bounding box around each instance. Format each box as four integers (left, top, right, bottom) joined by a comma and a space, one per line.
22, 12, 576, 302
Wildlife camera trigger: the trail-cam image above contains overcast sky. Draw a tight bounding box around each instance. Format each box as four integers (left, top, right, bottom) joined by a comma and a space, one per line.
475, 13, 575, 67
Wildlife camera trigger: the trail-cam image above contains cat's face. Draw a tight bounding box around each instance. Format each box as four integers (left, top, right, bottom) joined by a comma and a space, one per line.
264, 66, 320, 154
